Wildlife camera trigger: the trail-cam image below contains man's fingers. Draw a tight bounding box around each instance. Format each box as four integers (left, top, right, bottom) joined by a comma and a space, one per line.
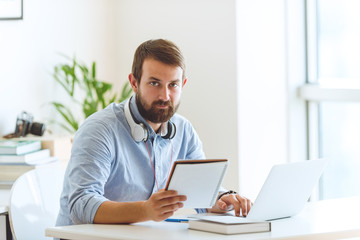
235, 195, 252, 216
150, 190, 187, 213
157, 195, 187, 208
155, 190, 178, 198
221, 195, 240, 215
161, 202, 184, 214
216, 199, 227, 210
238, 195, 247, 216
146, 191, 187, 221
153, 211, 174, 222
154, 190, 186, 201
219, 194, 253, 217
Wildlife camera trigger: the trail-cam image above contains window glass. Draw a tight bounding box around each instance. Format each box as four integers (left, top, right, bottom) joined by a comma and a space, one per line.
318, 0, 360, 86
319, 102, 360, 199
316, 0, 360, 199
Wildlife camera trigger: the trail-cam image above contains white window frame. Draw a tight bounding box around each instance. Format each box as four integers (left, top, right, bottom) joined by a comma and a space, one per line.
298, 0, 360, 199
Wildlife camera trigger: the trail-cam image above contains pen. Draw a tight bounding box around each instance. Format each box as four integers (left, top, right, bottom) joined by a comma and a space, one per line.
164, 218, 189, 223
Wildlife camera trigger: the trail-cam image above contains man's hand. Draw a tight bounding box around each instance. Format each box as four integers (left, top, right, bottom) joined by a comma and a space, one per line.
143, 189, 187, 221
208, 193, 252, 217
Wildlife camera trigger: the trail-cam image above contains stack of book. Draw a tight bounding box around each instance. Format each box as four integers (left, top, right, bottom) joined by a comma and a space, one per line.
0, 139, 59, 187
8, 134, 73, 169
188, 213, 271, 235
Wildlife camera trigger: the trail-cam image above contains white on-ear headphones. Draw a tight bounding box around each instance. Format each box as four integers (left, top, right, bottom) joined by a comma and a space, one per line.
124, 97, 176, 142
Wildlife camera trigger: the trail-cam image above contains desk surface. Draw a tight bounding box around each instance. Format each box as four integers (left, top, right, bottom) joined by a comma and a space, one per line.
46, 197, 360, 240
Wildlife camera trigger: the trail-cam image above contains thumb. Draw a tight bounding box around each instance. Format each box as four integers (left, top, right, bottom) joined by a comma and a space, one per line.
216, 199, 228, 210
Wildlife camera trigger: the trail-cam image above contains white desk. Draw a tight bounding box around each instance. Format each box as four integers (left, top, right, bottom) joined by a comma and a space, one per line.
46, 196, 360, 240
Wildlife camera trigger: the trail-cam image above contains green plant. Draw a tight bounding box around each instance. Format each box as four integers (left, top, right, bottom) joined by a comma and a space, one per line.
51, 56, 133, 133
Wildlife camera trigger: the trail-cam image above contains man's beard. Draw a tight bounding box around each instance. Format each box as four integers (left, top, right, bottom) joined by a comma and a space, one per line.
136, 93, 179, 123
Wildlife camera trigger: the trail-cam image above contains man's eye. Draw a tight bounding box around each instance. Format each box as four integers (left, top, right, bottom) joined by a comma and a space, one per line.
150, 82, 159, 86
170, 83, 179, 88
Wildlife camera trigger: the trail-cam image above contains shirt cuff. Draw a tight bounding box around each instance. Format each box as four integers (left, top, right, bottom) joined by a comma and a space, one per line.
195, 208, 207, 214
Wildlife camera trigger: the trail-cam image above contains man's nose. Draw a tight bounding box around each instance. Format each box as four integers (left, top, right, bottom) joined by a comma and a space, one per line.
159, 86, 170, 101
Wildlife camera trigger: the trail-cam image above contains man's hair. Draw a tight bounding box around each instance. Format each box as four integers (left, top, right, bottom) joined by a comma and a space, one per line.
132, 39, 186, 82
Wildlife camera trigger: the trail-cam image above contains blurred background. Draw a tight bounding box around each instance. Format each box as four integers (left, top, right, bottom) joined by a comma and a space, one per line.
1, 0, 359, 201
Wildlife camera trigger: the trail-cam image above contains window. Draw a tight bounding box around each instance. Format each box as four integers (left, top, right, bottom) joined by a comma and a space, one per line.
300, 0, 360, 199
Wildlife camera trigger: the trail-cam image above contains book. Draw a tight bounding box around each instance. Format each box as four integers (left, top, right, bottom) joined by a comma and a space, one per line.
0, 140, 41, 155
4, 135, 73, 168
0, 157, 59, 182
188, 214, 271, 235
0, 157, 60, 187
0, 149, 50, 164
165, 159, 228, 208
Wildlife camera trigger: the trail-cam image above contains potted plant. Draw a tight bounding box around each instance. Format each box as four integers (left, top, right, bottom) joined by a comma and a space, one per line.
51, 56, 132, 133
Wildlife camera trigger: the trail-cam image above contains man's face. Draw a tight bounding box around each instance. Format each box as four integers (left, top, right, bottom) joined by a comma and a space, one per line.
133, 58, 184, 124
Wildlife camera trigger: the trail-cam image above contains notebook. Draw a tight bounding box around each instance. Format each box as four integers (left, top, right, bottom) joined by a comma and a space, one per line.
246, 158, 328, 221
165, 159, 228, 208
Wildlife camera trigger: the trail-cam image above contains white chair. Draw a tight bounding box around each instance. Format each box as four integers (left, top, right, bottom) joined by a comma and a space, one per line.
8, 165, 64, 240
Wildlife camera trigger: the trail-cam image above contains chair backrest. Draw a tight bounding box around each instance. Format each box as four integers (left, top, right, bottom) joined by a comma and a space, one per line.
8, 165, 64, 240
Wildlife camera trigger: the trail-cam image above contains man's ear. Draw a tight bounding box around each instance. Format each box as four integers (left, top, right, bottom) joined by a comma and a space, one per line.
128, 73, 138, 93
182, 78, 187, 88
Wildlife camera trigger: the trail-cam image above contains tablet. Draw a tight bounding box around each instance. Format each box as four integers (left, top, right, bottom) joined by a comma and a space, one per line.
165, 159, 228, 208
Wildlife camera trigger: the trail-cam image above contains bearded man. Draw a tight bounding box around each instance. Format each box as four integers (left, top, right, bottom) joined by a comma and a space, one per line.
56, 39, 252, 226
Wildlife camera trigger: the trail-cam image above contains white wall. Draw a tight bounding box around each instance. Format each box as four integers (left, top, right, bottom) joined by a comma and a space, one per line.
114, 0, 240, 190
236, 0, 289, 199
235, 0, 307, 200
0, 0, 119, 135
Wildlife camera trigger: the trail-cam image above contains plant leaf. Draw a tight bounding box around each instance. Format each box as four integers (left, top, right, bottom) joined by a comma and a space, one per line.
51, 102, 78, 132
119, 82, 133, 102
92, 62, 96, 79
51, 55, 133, 133
83, 98, 98, 118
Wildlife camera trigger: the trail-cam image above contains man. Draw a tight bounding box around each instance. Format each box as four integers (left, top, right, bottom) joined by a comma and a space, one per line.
56, 39, 252, 226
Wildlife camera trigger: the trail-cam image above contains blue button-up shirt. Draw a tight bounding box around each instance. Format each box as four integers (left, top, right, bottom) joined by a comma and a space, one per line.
56, 95, 206, 226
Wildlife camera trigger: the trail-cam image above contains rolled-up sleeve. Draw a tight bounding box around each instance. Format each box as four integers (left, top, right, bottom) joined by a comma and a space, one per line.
67, 120, 113, 224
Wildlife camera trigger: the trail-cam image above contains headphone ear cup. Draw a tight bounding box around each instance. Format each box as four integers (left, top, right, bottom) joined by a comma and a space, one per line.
162, 121, 176, 139
124, 97, 148, 142
169, 121, 176, 139
131, 123, 148, 142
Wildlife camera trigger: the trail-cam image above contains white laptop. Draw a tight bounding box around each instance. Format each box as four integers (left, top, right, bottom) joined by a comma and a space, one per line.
245, 158, 328, 221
